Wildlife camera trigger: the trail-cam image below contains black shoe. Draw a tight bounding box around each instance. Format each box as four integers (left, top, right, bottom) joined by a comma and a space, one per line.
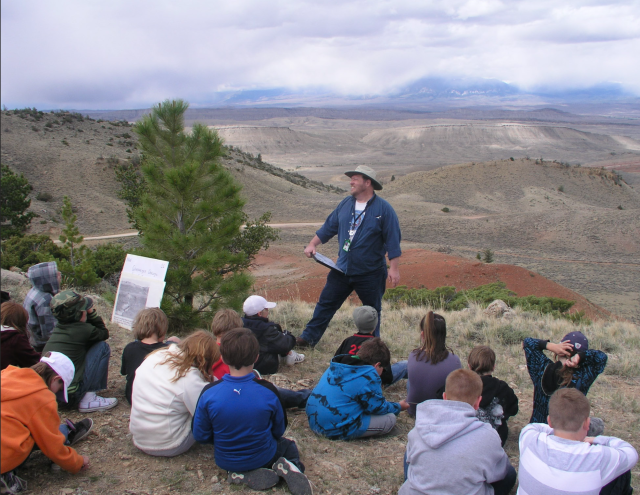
67, 418, 94, 446
227, 468, 279, 490
273, 457, 312, 495
295, 337, 312, 348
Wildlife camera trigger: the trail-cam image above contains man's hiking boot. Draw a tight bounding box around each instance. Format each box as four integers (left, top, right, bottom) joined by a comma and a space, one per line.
227, 468, 279, 490
295, 337, 312, 349
66, 418, 94, 445
273, 457, 313, 495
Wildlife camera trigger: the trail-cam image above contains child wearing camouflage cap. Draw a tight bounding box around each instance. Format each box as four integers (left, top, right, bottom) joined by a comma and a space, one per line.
43, 291, 117, 413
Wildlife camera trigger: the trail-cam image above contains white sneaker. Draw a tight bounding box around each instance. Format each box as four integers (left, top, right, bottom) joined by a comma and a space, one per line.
78, 392, 118, 413
285, 350, 305, 366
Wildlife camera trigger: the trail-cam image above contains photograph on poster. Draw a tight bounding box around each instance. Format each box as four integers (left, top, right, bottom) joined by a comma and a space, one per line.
114, 279, 150, 320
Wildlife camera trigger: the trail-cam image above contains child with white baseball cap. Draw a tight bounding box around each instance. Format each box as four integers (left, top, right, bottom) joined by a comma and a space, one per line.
242, 295, 305, 374
1, 352, 92, 491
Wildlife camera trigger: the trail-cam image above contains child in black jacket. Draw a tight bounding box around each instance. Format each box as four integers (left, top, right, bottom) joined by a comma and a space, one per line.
242, 295, 304, 375
468, 345, 519, 446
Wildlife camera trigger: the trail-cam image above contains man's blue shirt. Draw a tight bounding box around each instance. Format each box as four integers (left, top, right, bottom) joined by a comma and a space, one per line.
316, 194, 401, 276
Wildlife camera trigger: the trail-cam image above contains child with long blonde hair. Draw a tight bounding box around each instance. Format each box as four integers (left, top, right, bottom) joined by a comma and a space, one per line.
129, 330, 219, 457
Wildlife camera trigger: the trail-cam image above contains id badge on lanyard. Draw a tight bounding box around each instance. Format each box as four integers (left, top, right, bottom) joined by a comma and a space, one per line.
342, 238, 351, 252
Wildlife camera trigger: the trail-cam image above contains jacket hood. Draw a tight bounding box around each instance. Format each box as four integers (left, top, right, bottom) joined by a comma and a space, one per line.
1, 366, 49, 402
27, 262, 59, 295
327, 355, 377, 385
414, 400, 485, 449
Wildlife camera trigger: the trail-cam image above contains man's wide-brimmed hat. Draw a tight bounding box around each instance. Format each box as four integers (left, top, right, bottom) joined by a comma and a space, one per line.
345, 165, 383, 191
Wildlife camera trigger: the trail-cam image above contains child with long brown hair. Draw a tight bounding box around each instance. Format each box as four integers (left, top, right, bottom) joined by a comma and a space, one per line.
129, 330, 219, 457
1, 302, 41, 370
406, 311, 461, 417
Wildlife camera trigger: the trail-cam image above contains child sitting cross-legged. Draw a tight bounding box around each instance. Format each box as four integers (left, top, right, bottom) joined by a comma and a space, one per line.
120, 308, 181, 404
307, 337, 409, 440
400, 369, 517, 495
193, 328, 312, 495
518, 388, 637, 495
210, 309, 310, 409
334, 305, 408, 386
467, 345, 518, 446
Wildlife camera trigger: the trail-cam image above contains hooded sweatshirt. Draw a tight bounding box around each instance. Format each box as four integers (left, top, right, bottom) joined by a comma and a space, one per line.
400, 400, 511, 495
23, 262, 60, 350
0, 325, 41, 370
1, 366, 83, 474
306, 355, 401, 440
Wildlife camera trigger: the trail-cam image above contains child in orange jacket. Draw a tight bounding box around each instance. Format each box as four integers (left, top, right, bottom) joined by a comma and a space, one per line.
1, 352, 90, 492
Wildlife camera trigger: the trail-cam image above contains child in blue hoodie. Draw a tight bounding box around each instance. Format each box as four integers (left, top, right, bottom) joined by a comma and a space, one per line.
306, 338, 409, 440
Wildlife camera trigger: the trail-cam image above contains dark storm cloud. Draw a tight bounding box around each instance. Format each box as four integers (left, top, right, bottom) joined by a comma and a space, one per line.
1, 0, 638, 109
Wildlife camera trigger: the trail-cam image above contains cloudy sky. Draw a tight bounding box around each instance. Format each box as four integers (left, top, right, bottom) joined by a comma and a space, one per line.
2, 0, 639, 109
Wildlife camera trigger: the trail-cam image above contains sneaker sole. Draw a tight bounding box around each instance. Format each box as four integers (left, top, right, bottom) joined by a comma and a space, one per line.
78, 400, 118, 413
227, 469, 279, 490
273, 457, 313, 495
69, 419, 94, 445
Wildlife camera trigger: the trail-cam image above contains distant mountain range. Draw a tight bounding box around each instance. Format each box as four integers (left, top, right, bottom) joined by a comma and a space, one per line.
186, 77, 637, 109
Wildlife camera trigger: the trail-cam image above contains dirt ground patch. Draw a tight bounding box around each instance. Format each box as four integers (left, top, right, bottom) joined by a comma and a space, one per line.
252, 248, 612, 321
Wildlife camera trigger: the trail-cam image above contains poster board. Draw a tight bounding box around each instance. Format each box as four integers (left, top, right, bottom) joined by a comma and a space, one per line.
112, 254, 168, 330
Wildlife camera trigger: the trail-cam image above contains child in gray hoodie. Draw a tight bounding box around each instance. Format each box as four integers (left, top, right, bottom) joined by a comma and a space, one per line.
400, 369, 516, 495
22, 262, 61, 352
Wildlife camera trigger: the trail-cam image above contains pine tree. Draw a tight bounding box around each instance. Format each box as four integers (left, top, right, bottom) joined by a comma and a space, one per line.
0, 164, 36, 239
57, 196, 98, 287
133, 99, 272, 330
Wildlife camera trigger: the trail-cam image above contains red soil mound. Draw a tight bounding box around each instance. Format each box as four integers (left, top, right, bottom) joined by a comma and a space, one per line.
251, 248, 611, 320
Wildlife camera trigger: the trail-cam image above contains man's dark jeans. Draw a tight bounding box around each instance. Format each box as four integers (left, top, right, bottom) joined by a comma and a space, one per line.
301, 267, 387, 345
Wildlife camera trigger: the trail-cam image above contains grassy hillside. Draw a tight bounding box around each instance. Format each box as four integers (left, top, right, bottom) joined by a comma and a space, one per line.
2, 273, 638, 494
0, 109, 341, 236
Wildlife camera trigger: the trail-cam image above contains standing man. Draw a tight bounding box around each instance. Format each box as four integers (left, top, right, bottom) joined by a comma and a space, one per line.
297, 166, 401, 348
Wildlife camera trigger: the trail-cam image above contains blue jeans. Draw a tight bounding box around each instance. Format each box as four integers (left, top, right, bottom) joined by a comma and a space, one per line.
301, 268, 387, 345
68, 341, 111, 405
276, 387, 311, 409
390, 361, 408, 386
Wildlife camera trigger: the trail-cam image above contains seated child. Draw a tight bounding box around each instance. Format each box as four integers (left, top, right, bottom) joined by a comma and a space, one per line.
306, 338, 409, 440
130, 331, 217, 457
43, 291, 117, 413
120, 308, 181, 404
523, 331, 607, 426
407, 311, 461, 417
193, 328, 312, 495
211, 309, 310, 409
22, 261, 61, 352
468, 345, 519, 446
334, 305, 408, 386
1, 302, 41, 370
518, 388, 637, 495
242, 295, 304, 375
1, 352, 91, 491
400, 369, 517, 495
